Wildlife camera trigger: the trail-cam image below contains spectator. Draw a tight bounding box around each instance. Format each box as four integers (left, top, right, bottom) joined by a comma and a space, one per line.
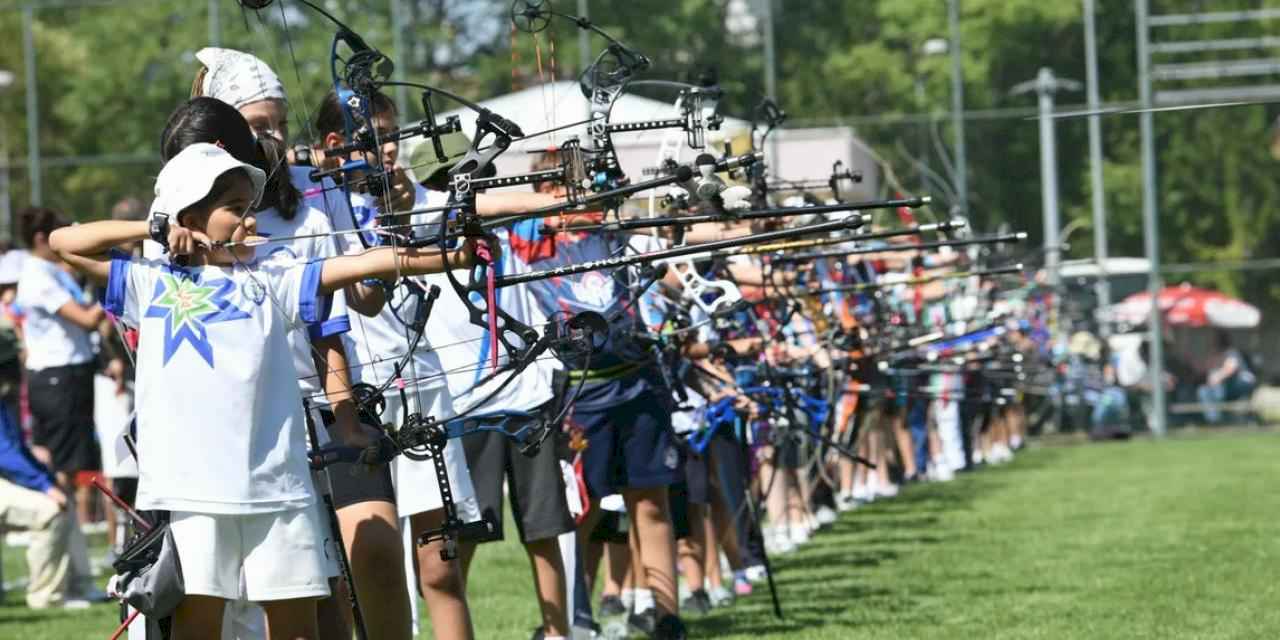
0, 331, 95, 608
1197, 331, 1258, 424
109, 197, 147, 222
13, 207, 104, 599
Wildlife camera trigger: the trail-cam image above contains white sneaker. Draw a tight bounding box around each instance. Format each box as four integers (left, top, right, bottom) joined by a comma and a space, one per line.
836, 493, 860, 512
876, 483, 899, 499
744, 565, 768, 583
990, 443, 1013, 464
816, 505, 838, 526
851, 484, 873, 503
30, 598, 91, 611
972, 449, 986, 465
764, 527, 796, 554
708, 586, 734, 608
788, 524, 811, 546
1010, 435, 1024, 450
932, 465, 955, 482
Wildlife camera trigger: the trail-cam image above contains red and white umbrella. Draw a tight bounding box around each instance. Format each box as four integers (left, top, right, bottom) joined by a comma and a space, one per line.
1108, 283, 1260, 329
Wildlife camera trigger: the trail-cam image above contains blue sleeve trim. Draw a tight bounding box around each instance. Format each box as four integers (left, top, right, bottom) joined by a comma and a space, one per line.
298, 259, 325, 325
104, 255, 132, 317
308, 315, 350, 340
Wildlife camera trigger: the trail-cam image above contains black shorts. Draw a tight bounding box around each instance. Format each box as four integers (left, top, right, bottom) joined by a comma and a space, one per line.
462, 409, 575, 544
317, 409, 397, 510
671, 443, 718, 539
683, 449, 711, 505
588, 509, 629, 545
27, 363, 99, 474
570, 392, 682, 499
670, 480, 693, 540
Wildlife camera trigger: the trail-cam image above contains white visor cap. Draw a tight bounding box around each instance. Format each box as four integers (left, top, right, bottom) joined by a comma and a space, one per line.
152, 143, 267, 217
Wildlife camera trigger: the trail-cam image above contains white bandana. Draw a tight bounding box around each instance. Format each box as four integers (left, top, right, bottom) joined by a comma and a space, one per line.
195, 47, 288, 109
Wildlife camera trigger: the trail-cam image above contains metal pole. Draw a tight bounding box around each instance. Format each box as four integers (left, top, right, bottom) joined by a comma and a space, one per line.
22, 7, 40, 207
1135, 0, 1167, 437
1036, 69, 1062, 289
577, 0, 591, 72
208, 0, 220, 46
1, 125, 9, 243
948, 0, 969, 221
1083, 0, 1111, 334
390, 0, 408, 118
762, 0, 779, 173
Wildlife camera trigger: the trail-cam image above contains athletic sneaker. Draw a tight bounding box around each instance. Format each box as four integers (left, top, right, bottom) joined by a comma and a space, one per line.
875, 483, 899, 499
572, 621, 603, 639
788, 524, 811, 546
653, 614, 688, 640
627, 609, 658, 637
744, 564, 769, 583
772, 526, 799, 553
598, 595, 627, 618
836, 493, 860, 512
30, 598, 91, 610
816, 505, 838, 526
708, 585, 734, 607
990, 443, 1014, 464
75, 587, 111, 603
733, 575, 753, 596
681, 589, 712, 616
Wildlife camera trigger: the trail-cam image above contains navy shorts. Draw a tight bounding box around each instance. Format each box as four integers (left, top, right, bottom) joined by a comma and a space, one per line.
570, 393, 682, 499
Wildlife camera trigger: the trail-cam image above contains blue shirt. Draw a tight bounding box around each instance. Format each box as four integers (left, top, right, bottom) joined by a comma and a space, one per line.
510, 221, 660, 410
0, 401, 54, 493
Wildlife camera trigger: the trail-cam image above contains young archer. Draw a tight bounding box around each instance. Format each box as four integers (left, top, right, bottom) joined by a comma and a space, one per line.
50, 143, 478, 639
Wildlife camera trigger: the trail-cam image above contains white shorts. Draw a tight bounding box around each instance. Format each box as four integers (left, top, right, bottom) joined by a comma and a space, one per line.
388, 384, 480, 521
170, 508, 331, 602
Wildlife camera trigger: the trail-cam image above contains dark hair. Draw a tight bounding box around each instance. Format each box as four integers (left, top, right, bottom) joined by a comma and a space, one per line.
17, 207, 69, 248
178, 169, 252, 226
160, 97, 301, 220
314, 89, 397, 138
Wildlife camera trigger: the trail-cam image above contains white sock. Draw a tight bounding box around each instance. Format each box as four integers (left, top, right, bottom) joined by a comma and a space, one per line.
633, 588, 655, 612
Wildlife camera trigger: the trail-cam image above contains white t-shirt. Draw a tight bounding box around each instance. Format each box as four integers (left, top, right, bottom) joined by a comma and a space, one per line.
15, 256, 96, 370
327, 186, 447, 390
427, 228, 559, 414
255, 170, 351, 398
105, 256, 322, 514
144, 168, 351, 398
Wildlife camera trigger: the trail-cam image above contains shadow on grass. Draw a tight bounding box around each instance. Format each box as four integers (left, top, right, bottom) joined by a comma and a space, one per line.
687, 456, 1031, 638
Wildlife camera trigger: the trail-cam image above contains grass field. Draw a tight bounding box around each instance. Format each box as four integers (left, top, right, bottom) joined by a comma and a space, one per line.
2, 429, 1278, 639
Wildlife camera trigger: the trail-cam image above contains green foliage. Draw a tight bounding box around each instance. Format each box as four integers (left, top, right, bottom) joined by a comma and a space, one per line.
2, 0, 1278, 308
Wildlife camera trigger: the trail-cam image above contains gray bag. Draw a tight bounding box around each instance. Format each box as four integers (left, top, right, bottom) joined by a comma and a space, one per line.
114, 524, 185, 619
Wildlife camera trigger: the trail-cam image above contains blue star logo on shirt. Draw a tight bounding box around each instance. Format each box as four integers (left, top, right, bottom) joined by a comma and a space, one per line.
144, 272, 251, 367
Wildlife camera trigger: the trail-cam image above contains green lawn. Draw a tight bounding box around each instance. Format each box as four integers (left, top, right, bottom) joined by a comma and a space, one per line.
3, 430, 1279, 638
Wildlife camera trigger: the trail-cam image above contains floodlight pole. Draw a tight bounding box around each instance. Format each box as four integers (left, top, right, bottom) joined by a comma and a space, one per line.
1083, 0, 1112, 335
947, 0, 969, 221
22, 6, 40, 206
1012, 68, 1080, 292
1135, 0, 1167, 437
208, 0, 220, 45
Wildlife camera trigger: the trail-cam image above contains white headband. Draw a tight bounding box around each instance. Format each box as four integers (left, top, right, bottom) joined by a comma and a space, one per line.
196, 47, 287, 109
